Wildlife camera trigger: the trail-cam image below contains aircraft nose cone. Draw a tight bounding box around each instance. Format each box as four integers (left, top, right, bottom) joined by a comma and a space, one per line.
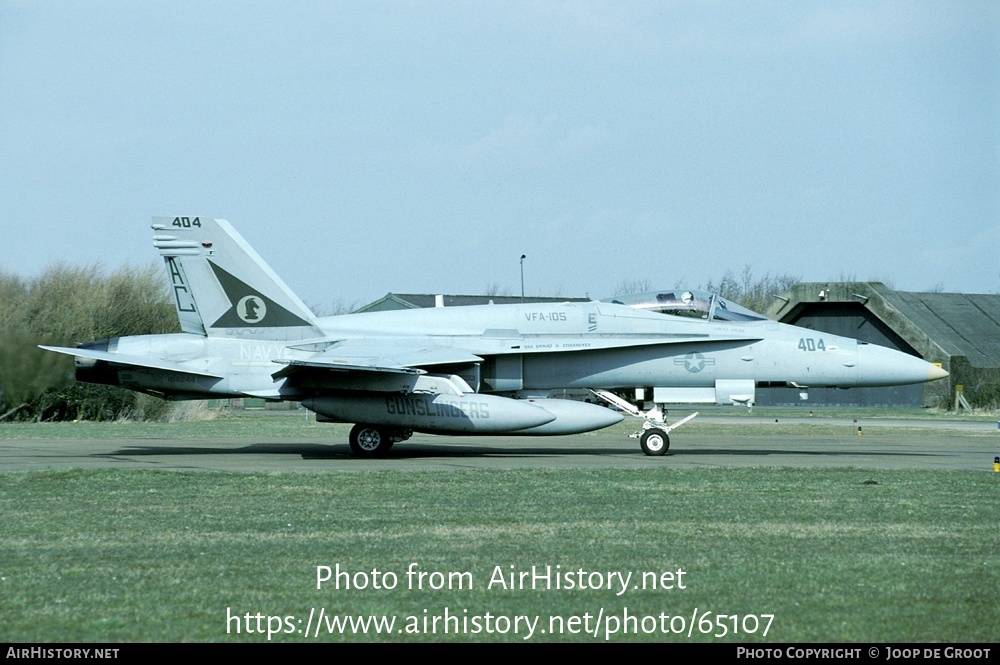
928, 363, 949, 382
856, 344, 949, 386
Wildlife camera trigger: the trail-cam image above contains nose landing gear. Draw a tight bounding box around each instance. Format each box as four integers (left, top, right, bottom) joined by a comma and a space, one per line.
588, 389, 698, 457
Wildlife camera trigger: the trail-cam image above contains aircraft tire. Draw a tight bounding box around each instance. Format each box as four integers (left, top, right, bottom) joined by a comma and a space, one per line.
640, 428, 669, 456
349, 424, 394, 457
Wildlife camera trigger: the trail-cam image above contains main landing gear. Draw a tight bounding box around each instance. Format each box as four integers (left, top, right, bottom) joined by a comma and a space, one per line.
348, 424, 412, 457
589, 389, 698, 457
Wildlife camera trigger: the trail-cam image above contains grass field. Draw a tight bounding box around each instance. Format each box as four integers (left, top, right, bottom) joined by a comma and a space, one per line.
0, 412, 997, 643
1, 405, 997, 441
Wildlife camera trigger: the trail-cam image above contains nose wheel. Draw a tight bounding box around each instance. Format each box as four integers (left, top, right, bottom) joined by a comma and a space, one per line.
639, 428, 669, 456
587, 390, 698, 457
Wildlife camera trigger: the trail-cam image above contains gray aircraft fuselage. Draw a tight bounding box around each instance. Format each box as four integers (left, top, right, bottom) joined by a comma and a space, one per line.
44, 216, 947, 457
79, 299, 939, 400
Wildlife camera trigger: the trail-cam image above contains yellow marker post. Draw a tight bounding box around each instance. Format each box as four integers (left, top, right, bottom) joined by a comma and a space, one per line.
994, 456, 999, 473
857, 426, 862, 436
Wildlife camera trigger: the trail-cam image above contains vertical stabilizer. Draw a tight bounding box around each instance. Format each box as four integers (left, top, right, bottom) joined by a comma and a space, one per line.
152, 216, 322, 340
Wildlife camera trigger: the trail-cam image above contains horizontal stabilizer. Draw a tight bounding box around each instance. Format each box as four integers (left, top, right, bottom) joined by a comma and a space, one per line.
38, 345, 224, 379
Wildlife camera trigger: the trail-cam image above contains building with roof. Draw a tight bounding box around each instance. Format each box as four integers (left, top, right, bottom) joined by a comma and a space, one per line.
764, 282, 1000, 408
354, 293, 590, 313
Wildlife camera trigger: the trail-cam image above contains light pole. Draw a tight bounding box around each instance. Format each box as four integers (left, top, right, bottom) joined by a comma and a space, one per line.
520, 255, 526, 302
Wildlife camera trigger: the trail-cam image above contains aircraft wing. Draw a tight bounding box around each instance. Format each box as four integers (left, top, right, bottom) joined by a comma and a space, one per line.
462, 332, 765, 355
273, 333, 764, 378
38, 345, 224, 379
272, 341, 484, 379
271, 334, 765, 387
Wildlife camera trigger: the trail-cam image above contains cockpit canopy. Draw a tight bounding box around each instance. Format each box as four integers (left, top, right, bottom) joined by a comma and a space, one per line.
600, 289, 768, 322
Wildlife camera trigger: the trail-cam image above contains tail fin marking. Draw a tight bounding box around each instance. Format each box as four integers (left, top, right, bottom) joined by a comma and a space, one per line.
164, 255, 207, 335
206, 261, 315, 329
152, 216, 322, 341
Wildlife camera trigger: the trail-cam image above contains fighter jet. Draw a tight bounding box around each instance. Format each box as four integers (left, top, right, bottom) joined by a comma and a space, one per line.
40, 217, 948, 457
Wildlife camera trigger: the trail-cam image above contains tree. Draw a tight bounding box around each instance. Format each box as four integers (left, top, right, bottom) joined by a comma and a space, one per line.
0, 263, 178, 421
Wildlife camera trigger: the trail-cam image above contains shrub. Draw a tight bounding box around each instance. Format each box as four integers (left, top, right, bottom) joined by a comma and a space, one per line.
0, 263, 178, 421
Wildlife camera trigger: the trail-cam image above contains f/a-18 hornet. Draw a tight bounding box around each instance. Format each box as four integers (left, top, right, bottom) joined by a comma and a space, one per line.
41, 217, 948, 457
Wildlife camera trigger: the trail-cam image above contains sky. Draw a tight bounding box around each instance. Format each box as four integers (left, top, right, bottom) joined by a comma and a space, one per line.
1, 1, 997, 313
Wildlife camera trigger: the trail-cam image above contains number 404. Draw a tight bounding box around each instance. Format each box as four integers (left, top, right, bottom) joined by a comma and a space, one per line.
798, 338, 826, 351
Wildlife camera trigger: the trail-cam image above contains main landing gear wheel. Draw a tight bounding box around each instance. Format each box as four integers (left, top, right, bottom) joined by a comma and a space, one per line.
349, 424, 394, 457
640, 428, 670, 456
